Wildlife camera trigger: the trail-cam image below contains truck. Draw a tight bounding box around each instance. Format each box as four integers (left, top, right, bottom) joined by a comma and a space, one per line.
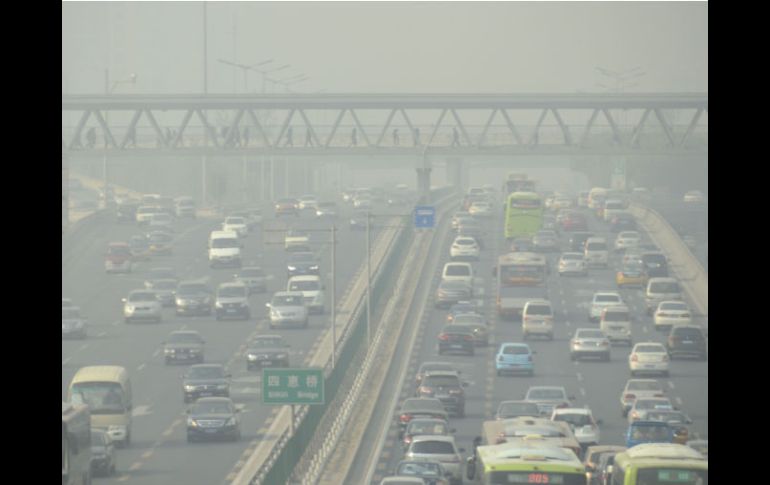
63, 401, 91, 485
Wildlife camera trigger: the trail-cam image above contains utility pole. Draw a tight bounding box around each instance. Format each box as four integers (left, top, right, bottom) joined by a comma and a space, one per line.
202, 1, 209, 206
366, 211, 372, 345
331, 224, 337, 369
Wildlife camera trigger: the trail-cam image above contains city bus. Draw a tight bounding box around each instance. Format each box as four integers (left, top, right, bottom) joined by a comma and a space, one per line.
495, 252, 549, 320
466, 440, 587, 484
504, 192, 544, 240
610, 443, 707, 485
503, 174, 537, 196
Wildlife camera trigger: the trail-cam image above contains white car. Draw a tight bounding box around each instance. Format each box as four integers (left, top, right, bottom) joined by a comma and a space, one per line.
558, 252, 587, 276
584, 237, 609, 268
404, 435, 464, 484
284, 232, 311, 252
223, 216, 248, 237
522, 300, 554, 340
603, 199, 626, 222
570, 328, 611, 361
449, 236, 480, 261
123, 290, 162, 323
468, 201, 493, 217
551, 408, 601, 446
614, 231, 641, 252
600, 305, 632, 346
629, 342, 670, 377
149, 213, 174, 231
287, 275, 325, 314
551, 196, 573, 210
683, 190, 705, 203
620, 379, 667, 417
135, 205, 160, 224
441, 262, 474, 287
654, 301, 692, 332
589, 292, 624, 322
627, 397, 674, 425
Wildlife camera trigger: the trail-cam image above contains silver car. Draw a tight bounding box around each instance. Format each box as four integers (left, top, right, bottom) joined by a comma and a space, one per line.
145, 278, 177, 307
62, 306, 87, 339
234, 266, 269, 294
267, 291, 309, 329
404, 435, 465, 485
570, 328, 611, 361
123, 290, 162, 323
524, 386, 574, 416
620, 379, 667, 417
558, 252, 588, 276
215, 282, 251, 320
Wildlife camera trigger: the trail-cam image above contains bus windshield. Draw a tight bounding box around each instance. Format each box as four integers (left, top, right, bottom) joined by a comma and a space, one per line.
510, 198, 541, 209
70, 382, 125, 414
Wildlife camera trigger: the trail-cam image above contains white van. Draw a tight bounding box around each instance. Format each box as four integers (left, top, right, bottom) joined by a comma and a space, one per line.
441, 262, 474, 287
68, 366, 133, 446
208, 230, 241, 268
603, 199, 626, 222
584, 237, 609, 268
522, 300, 554, 340
645, 277, 683, 314
600, 305, 632, 346
287, 275, 325, 314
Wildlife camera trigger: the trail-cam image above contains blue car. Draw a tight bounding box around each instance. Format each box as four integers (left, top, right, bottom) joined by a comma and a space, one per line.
625, 420, 674, 448
495, 343, 535, 376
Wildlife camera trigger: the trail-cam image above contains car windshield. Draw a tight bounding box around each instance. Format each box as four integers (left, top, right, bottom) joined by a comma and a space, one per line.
455, 238, 475, 246
70, 382, 125, 414
129, 292, 156, 302
250, 337, 283, 348
108, 246, 130, 256
191, 401, 232, 414
586, 242, 607, 250
397, 461, 442, 476
660, 302, 688, 311
604, 311, 630, 321
555, 413, 592, 426
528, 389, 566, 400
502, 345, 529, 355
673, 328, 703, 338
422, 376, 460, 387
650, 282, 680, 293
178, 284, 209, 295
445, 265, 470, 276
407, 422, 448, 436
452, 315, 483, 325
595, 295, 620, 303
498, 402, 540, 417
188, 367, 225, 379
62, 308, 81, 319
168, 332, 203, 344
225, 217, 245, 224
212, 238, 239, 249
411, 441, 455, 454
637, 399, 672, 410
526, 305, 551, 315
289, 281, 320, 291
628, 381, 662, 391
218, 286, 246, 298
441, 281, 470, 290
403, 399, 444, 412
273, 295, 303, 306
562, 253, 583, 261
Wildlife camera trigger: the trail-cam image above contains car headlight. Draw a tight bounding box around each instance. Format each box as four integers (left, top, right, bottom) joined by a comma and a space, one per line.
287, 266, 297, 271
184, 385, 196, 391
215, 301, 224, 308
125, 305, 135, 312
310, 265, 319, 271
247, 354, 257, 361
165, 348, 174, 354
271, 309, 280, 318
187, 418, 198, 427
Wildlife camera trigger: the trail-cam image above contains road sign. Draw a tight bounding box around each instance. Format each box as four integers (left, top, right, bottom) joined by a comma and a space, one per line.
262, 368, 324, 405
414, 206, 435, 228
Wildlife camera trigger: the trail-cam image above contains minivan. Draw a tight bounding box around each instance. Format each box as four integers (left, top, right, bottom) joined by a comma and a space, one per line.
287, 275, 325, 314
600, 305, 633, 346
208, 230, 242, 268
584, 237, 609, 268
645, 278, 683, 315
522, 300, 554, 340
441, 262, 474, 287
68, 366, 132, 446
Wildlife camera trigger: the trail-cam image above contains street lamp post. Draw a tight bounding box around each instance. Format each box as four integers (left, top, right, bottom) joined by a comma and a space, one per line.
102, 71, 137, 206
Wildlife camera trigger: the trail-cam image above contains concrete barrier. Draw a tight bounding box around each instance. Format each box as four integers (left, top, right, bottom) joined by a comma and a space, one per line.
630, 203, 708, 319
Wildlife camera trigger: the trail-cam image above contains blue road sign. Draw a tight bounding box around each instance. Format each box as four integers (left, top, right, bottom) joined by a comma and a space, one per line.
414, 206, 435, 228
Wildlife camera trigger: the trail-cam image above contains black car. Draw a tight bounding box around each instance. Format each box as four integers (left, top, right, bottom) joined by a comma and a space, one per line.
568, 232, 594, 252
186, 397, 241, 442
182, 364, 231, 403
246, 335, 291, 370
641, 252, 669, 277
416, 370, 468, 417
667, 325, 707, 360
116, 202, 139, 223
435, 280, 473, 309
437, 324, 475, 356
175, 280, 213, 316
163, 330, 205, 365
287, 252, 320, 278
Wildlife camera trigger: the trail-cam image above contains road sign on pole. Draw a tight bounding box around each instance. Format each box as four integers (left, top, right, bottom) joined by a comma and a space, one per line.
262, 368, 325, 405
414, 206, 435, 228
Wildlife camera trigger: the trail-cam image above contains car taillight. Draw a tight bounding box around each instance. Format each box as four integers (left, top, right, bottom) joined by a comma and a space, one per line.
654, 393, 664, 397
624, 393, 636, 400
631, 354, 639, 362
400, 414, 411, 423
449, 389, 463, 395
419, 386, 433, 395
600, 340, 609, 346
404, 435, 412, 444
438, 333, 449, 341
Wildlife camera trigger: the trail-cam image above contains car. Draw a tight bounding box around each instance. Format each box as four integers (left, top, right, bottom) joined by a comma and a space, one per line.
494, 400, 541, 420
584, 237, 609, 268
116, 201, 139, 223
621, 248, 644, 266
404, 435, 465, 485
570, 328, 611, 361
645, 278, 683, 315
398, 398, 450, 436
186, 397, 241, 442
654, 301, 692, 332
147, 231, 174, 256
533, 230, 559, 252
609, 212, 637, 232
629, 342, 670, 377
62, 306, 87, 339
584, 446, 626, 485
90, 428, 116, 476
287, 275, 325, 314
284, 230, 311, 252
135, 205, 161, 224
274, 198, 299, 217
245, 335, 291, 370
287, 252, 320, 278
298, 194, 319, 211
451, 211, 471, 231
644, 410, 693, 444
416, 370, 468, 417
683, 190, 705, 203
315, 201, 338, 218
495, 343, 535, 377
144, 279, 177, 307
128, 234, 152, 261
104, 242, 133, 273
123, 290, 162, 323
146, 267, 177, 285
182, 364, 231, 403
148, 212, 174, 231
163, 330, 205, 365
616, 260, 648, 288
266, 291, 309, 329
215, 282, 251, 320
233, 266, 268, 294
524, 386, 574, 416
552, 196, 574, 211
603, 199, 626, 222
414, 362, 461, 390
449, 236, 480, 261
625, 421, 674, 448
222, 216, 248, 237
568, 232, 593, 252
551, 407, 602, 446
522, 300, 554, 340
560, 211, 588, 232
619, 379, 667, 417
451, 313, 489, 346
667, 325, 707, 360
641, 251, 669, 278
589, 292, 624, 322
468, 201, 493, 218
441, 262, 474, 286
175, 280, 214, 316
614, 231, 641, 252
393, 460, 451, 485
509, 237, 535, 252
558, 252, 588, 276
353, 196, 373, 210
436, 324, 475, 356
542, 215, 557, 231
599, 305, 632, 346
230, 210, 258, 232
446, 301, 481, 323
174, 196, 196, 218
434, 280, 473, 309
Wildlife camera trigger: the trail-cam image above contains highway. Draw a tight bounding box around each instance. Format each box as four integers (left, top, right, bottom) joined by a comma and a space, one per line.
367, 196, 708, 484
62, 200, 385, 485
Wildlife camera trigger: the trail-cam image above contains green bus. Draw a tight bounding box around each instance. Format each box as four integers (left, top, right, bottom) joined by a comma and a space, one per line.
466, 440, 587, 484
611, 443, 707, 485
504, 192, 544, 240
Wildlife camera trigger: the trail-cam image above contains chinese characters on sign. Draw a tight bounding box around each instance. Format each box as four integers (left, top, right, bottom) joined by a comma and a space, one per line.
262, 368, 325, 405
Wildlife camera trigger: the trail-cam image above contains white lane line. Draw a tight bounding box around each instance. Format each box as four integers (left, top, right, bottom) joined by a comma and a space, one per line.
137, 363, 146, 371
141, 450, 153, 459
668, 381, 675, 390
675, 397, 683, 406
576, 373, 583, 382
129, 462, 142, 471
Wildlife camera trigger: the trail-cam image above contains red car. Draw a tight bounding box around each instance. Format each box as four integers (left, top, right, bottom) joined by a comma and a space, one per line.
104, 242, 132, 273
274, 198, 299, 217
561, 212, 588, 232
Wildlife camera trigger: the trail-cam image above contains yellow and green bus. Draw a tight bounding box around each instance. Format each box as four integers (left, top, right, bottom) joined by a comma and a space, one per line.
466, 440, 587, 484
610, 443, 707, 485
504, 192, 544, 240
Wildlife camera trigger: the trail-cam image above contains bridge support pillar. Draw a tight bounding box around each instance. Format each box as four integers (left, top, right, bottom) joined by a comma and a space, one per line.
416, 167, 432, 204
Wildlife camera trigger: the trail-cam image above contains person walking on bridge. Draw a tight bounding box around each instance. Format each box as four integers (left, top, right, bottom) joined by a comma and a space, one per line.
393, 128, 400, 146
451, 126, 460, 147
350, 127, 357, 147
285, 126, 294, 147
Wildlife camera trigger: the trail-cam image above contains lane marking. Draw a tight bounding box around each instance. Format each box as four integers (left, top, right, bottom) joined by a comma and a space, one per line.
137, 363, 146, 371
576, 372, 583, 382
668, 381, 675, 390
62, 357, 71, 365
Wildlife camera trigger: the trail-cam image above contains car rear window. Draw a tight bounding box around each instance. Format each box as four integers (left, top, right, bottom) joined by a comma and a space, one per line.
502, 346, 529, 355
422, 376, 460, 387
637, 344, 665, 353
445, 265, 471, 276
603, 310, 630, 321
650, 282, 680, 293
525, 305, 552, 315
586, 242, 607, 250
411, 441, 455, 454
672, 328, 704, 339
577, 330, 605, 339
595, 295, 620, 303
